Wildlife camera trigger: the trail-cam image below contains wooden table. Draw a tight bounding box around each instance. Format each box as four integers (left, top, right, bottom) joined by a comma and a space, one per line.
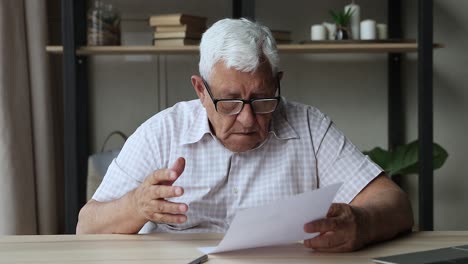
0, 232, 467, 263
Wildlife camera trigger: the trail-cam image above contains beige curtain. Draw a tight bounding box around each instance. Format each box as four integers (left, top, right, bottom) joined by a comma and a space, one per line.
0, 0, 60, 234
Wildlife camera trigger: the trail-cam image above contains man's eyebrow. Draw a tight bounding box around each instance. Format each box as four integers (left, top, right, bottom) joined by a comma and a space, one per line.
251, 93, 272, 98
217, 83, 274, 97
253, 86, 277, 96
219, 91, 273, 100
222, 92, 241, 98
225, 87, 270, 95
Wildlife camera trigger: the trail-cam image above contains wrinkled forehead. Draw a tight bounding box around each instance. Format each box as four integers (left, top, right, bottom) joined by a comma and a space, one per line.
209, 60, 274, 82
208, 66, 278, 98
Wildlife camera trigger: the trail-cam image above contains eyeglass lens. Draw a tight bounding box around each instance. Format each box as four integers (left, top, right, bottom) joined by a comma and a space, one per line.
217, 99, 278, 115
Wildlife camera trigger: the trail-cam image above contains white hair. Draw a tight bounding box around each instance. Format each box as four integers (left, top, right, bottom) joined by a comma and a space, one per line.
199, 18, 279, 80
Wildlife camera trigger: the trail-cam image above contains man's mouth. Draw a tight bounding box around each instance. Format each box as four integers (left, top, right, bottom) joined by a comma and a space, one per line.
234, 131, 256, 135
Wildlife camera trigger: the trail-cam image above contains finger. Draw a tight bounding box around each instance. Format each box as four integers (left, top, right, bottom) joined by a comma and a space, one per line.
311, 243, 351, 253
150, 185, 184, 199
147, 169, 177, 185
170, 157, 185, 177
304, 218, 339, 233
151, 213, 187, 224
150, 199, 188, 214
305, 241, 349, 252
327, 203, 339, 217
304, 233, 351, 253
303, 231, 345, 251
158, 157, 186, 186
327, 203, 348, 218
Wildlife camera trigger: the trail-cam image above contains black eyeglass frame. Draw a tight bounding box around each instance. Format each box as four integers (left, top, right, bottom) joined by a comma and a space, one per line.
201, 74, 282, 115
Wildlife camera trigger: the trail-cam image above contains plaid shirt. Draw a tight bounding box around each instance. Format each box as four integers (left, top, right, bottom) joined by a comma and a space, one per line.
93, 99, 382, 233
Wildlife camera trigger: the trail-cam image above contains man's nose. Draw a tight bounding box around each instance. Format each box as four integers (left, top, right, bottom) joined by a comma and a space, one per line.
236, 103, 256, 127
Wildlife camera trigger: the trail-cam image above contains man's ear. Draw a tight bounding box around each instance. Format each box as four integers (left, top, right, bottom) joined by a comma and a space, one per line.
191, 75, 205, 101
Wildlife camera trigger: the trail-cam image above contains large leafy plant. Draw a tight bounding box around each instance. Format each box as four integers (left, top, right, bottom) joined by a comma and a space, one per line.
363, 140, 448, 176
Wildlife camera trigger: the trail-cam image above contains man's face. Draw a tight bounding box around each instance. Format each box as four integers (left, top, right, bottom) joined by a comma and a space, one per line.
192, 61, 278, 152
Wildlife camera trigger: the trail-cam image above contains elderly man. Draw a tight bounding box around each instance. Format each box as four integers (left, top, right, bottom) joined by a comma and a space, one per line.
77, 18, 413, 252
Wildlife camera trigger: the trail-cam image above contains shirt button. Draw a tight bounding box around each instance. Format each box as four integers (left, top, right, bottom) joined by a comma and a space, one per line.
233, 187, 238, 194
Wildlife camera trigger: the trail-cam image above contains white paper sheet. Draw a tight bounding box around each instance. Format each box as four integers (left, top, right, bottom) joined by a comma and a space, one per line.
198, 182, 342, 254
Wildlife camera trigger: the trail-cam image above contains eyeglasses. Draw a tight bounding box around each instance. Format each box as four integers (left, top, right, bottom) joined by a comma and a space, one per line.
201, 76, 281, 116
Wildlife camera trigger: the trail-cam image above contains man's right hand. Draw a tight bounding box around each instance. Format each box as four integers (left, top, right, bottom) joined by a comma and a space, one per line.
76, 157, 189, 234
132, 157, 188, 224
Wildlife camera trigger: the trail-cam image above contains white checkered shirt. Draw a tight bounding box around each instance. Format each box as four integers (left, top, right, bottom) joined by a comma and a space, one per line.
93, 98, 382, 234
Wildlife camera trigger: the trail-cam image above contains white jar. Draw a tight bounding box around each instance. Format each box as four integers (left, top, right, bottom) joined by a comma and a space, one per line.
360, 19, 376, 40
311, 24, 326, 41
377, 23, 388, 39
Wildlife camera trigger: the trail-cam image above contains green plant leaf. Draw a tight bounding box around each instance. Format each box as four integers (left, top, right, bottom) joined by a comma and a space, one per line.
329, 10, 339, 24
343, 8, 354, 26
396, 141, 449, 175
388, 141, 419, 176
364, 140, 449, 176
345, 8, 354, 18
363, 147, 391, 171
329, 8, 354, 26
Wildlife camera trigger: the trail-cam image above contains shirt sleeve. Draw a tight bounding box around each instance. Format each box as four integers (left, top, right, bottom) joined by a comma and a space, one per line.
92, 124, 160, 202
312, 109, 383, 204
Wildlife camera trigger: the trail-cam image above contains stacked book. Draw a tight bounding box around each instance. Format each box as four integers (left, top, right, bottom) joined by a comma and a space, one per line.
149, 13, 207, 46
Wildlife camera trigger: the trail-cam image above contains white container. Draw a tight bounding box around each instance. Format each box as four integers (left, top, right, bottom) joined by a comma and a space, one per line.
377, 23, 388, 39
311, 24, 326, 40
360, 19, 376, 40
322, 22, 337, 40
344, 0, 360, 40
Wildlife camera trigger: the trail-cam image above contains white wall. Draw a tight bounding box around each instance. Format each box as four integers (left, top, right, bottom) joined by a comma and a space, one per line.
255, 0, 388, 152
400, 0, 468, 230
88, 0, 468, 230
89, 0, 232, 150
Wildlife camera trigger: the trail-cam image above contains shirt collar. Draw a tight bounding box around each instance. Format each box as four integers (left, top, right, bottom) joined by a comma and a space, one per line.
181, 99, 299, 145
269, 100, 299, 140
181, 105, 213, 145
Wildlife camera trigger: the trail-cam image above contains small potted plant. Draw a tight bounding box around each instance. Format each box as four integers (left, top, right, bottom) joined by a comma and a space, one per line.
329, 8, 354, 40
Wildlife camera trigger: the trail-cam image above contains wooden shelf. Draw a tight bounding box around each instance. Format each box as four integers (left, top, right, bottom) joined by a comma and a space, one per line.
46, 42, 443, 55
46, 45, 199, 55
280, 42, 443, 53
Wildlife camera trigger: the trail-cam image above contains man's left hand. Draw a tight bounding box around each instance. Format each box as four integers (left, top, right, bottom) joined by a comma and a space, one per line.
303, 203, 370, 252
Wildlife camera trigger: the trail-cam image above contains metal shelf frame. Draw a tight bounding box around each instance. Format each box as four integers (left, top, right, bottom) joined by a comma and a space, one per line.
60, 0, 434, 233
61, 0, 89, 234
